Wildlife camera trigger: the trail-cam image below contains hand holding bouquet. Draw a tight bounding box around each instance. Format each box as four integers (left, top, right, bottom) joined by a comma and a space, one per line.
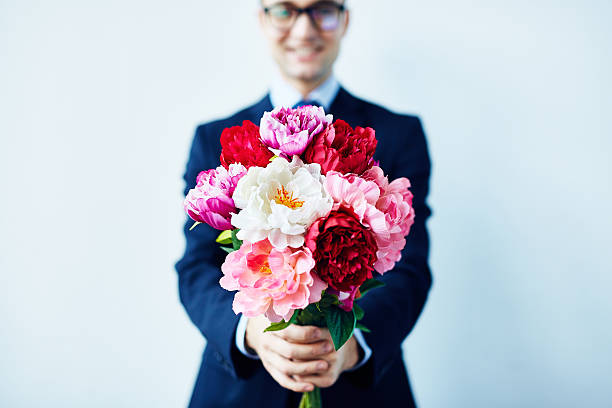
184, 105, 415, 407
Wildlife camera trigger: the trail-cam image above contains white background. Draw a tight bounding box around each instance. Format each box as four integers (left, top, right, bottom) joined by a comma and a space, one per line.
1, 0, 611, 406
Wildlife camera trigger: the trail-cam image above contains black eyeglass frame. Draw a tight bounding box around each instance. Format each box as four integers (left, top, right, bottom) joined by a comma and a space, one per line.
262, 1, 347, 32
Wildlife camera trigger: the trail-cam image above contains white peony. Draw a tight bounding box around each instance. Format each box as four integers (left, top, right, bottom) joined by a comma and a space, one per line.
231, 156, 333, 248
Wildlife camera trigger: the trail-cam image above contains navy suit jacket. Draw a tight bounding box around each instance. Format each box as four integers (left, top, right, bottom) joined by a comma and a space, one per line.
175, 87, 433, 408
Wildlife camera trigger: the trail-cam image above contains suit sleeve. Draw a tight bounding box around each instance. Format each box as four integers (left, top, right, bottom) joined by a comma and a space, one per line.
356, 116, 433, 386
175, 124, 259, 379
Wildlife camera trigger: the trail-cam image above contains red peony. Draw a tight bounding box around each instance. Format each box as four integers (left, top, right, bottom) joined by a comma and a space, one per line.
304, 209, 377, 292
303, 119, 377, 175
220, 120, 274, 169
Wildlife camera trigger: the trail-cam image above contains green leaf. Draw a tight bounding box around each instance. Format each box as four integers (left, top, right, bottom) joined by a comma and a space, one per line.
325, 306, 356, 350
231, 229, 242, 250
318, 291, 340, 309
215, 230, 233, 244
353, 303, 364, 320
264, 320, 291, 332
188, 221, 201, 231
355, 322, 371, 333
220, 246, 235, 254
263, 310, 298, 332
359, 278, 385, 297
288, 310, 299, 324
298, 304, 325, 327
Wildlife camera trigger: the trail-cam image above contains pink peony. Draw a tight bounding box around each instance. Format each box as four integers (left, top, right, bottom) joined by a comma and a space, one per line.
323, 171, 389, 245
220, 239, 327, 322
363, 166, 415, 273
324, 170, 415, 275
183, 163, 247, 230
259, 105, 333, 157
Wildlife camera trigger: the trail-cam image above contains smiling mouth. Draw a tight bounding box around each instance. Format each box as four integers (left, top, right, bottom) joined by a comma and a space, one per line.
287, 46, 324, 60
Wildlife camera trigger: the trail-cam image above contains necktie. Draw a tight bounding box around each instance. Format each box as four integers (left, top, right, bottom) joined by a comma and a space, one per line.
292, 100, 322, 108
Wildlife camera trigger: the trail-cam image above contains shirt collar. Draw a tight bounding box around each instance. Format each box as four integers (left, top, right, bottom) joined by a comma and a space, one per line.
269, 74, 340, 111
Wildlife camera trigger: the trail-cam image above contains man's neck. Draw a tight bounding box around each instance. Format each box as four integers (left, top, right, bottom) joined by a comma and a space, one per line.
270, 72, 339, 111
282, 72, 333, 99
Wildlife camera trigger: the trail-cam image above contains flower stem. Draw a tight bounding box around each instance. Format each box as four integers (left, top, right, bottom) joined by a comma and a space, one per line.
298, 387, 321, 408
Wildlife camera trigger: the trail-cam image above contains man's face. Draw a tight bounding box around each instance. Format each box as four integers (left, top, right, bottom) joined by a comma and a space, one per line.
259, 0, 349, 87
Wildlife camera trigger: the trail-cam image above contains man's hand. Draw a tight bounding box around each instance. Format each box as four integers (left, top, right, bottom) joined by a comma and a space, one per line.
292, 330, 359, 389
245, 315, 360, 392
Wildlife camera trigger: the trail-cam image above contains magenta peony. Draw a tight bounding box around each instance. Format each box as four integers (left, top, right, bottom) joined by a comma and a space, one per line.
325, 287, 361, 312
184, 163, 247, 230
220, 239, 327, 322
259, 105, 333, 157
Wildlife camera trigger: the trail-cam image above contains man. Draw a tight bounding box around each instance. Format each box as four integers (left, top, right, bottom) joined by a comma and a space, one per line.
175, 1, 433, 406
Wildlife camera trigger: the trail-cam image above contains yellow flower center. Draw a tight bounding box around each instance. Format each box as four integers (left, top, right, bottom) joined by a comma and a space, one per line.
259, 262, 272, 275
273, 186, 304, 209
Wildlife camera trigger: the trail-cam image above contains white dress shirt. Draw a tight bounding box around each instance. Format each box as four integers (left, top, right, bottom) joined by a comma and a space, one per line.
234, 74, 372, 371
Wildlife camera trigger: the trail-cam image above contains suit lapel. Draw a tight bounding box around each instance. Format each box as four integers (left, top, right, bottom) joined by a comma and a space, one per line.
248, 94, 273, 122
329, 86, 366, 128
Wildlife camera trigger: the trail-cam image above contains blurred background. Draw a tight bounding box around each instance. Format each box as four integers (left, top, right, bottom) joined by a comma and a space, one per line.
1, 0, 611, 406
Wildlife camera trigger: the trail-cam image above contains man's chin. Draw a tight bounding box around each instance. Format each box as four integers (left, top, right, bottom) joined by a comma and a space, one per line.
284, 67, 329, 86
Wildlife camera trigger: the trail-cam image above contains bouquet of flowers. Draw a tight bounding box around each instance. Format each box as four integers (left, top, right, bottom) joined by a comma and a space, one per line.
184, 105, 415, 408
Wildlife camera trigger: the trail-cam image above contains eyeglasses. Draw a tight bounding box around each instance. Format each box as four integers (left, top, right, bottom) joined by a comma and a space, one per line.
263, 1, 346, 32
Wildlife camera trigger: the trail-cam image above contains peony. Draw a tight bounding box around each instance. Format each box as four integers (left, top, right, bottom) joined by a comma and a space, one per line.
363, 166, 415, 273
231, 156, 333, 248
324, 171, 413, 275
259, 105, 333, 157
364, 166, 415, 235
326, 287, 360, 312
304, 209, 377, 292
184, 163, 247, 230
220, 239, 327, 322
220, 120, 274, 169
323, 171, 389, 244
303, 119, 377, 175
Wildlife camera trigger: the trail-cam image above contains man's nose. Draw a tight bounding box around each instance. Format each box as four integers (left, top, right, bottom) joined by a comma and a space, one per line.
289, 11, 319, 39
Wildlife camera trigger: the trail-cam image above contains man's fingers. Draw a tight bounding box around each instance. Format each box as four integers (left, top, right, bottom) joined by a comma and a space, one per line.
266, 364, 315, 393
294, 373, 337, 389
274, 325, 329, 343
266, 349, 329, 376
268, 335, 333, 360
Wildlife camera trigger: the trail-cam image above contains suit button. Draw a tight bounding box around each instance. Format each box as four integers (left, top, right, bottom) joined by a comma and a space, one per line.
214, 351, 223, 361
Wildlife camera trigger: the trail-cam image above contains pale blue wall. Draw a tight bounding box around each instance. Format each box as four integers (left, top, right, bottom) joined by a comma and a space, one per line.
1, 1, 610, 406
